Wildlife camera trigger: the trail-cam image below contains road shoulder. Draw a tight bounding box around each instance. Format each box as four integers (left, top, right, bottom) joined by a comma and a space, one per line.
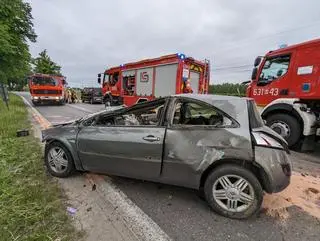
23, 93, 171, 241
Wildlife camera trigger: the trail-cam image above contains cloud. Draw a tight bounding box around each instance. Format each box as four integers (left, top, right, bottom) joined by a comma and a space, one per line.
28, 0, 320, 86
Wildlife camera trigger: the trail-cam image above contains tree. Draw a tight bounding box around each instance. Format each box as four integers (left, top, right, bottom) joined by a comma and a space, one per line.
209, 83, 246, 96
32, 49, 62, 75
0, 0, 37, 90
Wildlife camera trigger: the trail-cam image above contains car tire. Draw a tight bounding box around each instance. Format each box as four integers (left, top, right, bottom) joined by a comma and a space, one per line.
204, 164, 263, 219
44, 142, 75, 178
266, 113, 301, 147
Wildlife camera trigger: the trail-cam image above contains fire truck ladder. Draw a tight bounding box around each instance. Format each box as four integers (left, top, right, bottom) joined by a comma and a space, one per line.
203, 59, 210, 93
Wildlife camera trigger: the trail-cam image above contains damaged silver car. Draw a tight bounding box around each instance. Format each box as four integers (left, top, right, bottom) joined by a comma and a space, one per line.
42, 94, 292, 219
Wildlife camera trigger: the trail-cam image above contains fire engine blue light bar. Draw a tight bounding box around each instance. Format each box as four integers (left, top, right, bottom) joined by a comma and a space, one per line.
177, 53, 186, 60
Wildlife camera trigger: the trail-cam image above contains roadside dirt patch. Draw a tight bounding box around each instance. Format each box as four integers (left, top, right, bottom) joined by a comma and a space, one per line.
262, 172, 320, 220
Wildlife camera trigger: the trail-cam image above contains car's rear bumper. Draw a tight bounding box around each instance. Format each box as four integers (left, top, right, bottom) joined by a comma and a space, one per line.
92, 96, 103, 102
254, 146, 291, 193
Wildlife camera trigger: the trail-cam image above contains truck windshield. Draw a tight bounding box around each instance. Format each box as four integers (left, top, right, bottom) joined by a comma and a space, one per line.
247, 100, 264, 128
259, 55, 290, 82
103, 74, 109, 84
93, 88, 102, 95
31, 76, 58, 86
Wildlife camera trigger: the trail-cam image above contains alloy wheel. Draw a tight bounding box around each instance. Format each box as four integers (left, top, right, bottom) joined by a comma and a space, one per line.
47, 147, 68, 173
212, 175, 255, 213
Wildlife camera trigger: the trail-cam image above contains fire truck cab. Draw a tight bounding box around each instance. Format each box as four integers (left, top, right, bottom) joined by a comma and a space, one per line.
98, 53, 210, 107
28, 73, 68, 106
246, 38, 320, 150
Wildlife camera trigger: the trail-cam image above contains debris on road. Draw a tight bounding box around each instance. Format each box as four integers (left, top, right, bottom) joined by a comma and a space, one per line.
262, 172, 320, 220
16, 129, 29, 137
92, 183, 96, 191
67, 207, 77, 215
86, 207, 92, 212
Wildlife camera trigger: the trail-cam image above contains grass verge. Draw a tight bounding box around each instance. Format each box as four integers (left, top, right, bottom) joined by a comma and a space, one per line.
0, 94, 80, 241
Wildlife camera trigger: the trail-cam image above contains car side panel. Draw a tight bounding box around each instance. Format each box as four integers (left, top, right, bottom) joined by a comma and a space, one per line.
76, 126, 165, 179
160, 127, 253, 189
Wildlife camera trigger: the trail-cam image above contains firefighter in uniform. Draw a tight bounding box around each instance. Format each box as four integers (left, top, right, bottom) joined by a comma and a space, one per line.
182, 79, 193, 93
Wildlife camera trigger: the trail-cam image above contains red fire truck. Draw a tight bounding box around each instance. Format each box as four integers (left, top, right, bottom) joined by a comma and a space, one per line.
246, 38, 320, 151
97, 53, 210, 107
28, 73, 68, 106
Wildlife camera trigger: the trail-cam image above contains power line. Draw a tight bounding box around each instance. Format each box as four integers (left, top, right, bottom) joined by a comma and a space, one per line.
213, 68, 252, 73
212, 64, 252, 71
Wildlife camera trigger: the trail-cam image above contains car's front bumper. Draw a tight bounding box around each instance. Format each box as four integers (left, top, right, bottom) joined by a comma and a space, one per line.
254, 146, 292, 193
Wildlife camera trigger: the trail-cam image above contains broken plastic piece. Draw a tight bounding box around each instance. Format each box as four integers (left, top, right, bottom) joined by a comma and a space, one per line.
16, 129, 29, 137
67, 207, 77, 215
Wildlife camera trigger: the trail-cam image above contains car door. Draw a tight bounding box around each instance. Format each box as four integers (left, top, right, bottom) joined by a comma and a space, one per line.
77, 98, 168, 180
161, 97, 253, 189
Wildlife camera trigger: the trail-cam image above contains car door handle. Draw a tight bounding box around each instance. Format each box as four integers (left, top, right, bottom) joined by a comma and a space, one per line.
143, 135, 160, 142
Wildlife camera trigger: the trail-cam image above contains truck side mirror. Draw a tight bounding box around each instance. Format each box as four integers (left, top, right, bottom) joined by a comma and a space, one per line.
98, 77, 101, 84
254, 57, 262, 67
251, 67, 258, 80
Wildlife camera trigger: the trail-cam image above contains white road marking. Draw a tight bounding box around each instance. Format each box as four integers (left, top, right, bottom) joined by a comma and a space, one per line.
87, 175, 172, 241
18, 93, 172, 241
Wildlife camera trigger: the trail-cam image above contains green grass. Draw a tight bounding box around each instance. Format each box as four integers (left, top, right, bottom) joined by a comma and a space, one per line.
0, 94, 81, 241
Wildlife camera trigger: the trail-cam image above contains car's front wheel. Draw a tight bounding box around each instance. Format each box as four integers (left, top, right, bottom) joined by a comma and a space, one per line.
204, 164, 263, 219
44, 142, 75, 178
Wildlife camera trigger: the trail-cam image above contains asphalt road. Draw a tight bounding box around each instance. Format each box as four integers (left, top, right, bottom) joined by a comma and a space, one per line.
18, 92, 320, 241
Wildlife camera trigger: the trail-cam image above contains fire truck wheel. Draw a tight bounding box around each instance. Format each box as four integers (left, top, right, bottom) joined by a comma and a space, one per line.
266, 113, 301, 147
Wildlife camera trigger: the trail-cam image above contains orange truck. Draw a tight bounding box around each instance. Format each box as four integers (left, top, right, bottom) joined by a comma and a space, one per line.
28, 73, 68, 106
97, 53, 210, 107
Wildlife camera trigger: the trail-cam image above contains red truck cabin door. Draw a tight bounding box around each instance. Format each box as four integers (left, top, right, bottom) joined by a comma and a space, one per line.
251, 52, 294, 106
291, 45, 320, 100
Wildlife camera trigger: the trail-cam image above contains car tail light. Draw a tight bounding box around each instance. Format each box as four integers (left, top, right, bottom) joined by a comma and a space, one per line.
252, 132, 284, 149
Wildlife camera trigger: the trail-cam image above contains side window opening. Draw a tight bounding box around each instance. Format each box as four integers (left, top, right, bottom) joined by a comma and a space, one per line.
259, 55, 290, 82
95, 100, 166, 127
123, 74, 136, 96
171, 100, 235, 128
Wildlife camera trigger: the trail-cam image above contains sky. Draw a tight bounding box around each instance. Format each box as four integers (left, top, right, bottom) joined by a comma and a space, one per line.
27, 0, 320, 87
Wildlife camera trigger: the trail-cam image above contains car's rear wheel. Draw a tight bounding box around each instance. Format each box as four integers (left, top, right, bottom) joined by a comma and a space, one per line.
204, 164, 263, 219
44, 142, 75, 178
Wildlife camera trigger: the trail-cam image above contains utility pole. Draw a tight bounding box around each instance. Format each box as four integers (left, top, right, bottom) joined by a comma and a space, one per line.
0, 82, 9, 110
